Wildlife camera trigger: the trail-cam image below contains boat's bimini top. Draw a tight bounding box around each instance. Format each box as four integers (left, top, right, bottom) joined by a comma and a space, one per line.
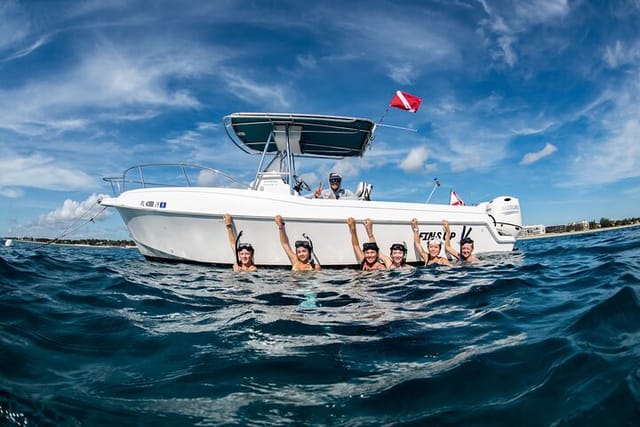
224, 113, 376, 158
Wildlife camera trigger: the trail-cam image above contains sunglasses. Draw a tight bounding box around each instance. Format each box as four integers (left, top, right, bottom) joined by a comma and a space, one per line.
329, 178, 341, 184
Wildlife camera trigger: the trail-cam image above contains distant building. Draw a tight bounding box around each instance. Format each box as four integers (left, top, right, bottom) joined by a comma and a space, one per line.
523, 224, 546, 236
545, 224, 566, 234
568, 220, 589, 231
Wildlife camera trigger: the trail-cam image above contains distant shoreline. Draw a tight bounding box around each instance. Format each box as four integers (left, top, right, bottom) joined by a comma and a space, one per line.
519, 223, 640, 240
6, 239, 137, 249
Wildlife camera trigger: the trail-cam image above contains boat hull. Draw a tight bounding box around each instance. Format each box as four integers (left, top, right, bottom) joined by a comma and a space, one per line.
100, 187, 518, 267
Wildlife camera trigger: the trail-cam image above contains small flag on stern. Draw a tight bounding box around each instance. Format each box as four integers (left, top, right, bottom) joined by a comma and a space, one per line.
389, 91, 422, 113
450, 190, 465, 206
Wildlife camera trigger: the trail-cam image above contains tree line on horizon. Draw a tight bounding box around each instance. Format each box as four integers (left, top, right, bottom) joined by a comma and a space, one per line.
587, 216, 640, 231
550, 217, 638, 233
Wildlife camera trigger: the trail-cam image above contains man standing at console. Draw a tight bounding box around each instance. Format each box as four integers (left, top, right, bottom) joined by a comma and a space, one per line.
313, 172, 355, 199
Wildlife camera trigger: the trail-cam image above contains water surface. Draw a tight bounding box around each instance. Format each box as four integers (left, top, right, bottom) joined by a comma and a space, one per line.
1, 227, 640, 425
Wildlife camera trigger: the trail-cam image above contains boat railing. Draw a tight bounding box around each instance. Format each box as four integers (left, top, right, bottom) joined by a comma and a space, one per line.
102, 163, 250, 196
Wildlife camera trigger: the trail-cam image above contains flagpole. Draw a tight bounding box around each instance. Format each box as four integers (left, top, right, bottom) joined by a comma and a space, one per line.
425, 178, 440, 204
377, 106, 390, 124
376, 123, 418, 132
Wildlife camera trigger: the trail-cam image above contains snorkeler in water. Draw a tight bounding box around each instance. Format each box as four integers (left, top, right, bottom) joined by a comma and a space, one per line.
224, 213, 257, 271
442, 219, 479, 263
347, 217, 391, 270
411, 218, 450, 266
275, 215, 321, 271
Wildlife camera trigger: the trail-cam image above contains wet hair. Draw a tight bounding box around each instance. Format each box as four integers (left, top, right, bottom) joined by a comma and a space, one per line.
362, 242, 379, 252
389, 243, 406, 254
460, 237, 474, 246
236, 243, 254, 253
295, 240, 312, 251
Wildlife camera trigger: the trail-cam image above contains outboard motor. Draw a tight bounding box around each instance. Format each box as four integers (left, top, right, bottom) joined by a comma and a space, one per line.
486, 196, 522, 237
355, 181, 373, 200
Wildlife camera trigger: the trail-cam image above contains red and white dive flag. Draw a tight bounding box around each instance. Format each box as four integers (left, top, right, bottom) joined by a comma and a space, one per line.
389, 91, 422, 113
450, 190, 465, 206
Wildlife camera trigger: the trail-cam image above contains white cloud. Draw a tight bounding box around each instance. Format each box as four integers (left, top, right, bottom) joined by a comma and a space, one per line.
196, 122, 217, 131
0, 1, 29, 51
0, 37, 219, 136
0, 187, 24, 198
0, 152, 94, 191
510, 122, 555, 136
603, 40, 640, 69
1, 34, 51, 63
221, 70, 292, 109
37, 193, 111, 225
479, 0, 570, 68
72, 46, 204, 107
309, 5, 458, 83
514, 0, 570, 24
521, 142, 558, 164
166, 130, 202, 149
400, 147, 430, 172
568, 117, 640, 186
429, 119, 511, 172
387, 63, 416, 86
478, 1, 518, 67
560, 68, 640, 187
296, 53, 317, 69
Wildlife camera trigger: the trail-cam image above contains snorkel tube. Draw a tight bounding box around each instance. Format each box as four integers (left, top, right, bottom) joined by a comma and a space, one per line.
234, 230, 243, 266
302, 233, 318, 267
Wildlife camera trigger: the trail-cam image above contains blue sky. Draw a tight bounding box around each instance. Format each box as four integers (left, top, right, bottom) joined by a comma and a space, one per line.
2, 0, 640, 240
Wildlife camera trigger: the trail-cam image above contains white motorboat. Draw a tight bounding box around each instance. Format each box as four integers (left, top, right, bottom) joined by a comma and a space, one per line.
99, 113, 522, 267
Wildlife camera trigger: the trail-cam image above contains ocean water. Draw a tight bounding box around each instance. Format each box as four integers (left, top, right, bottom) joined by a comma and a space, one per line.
1, 227, 640, 426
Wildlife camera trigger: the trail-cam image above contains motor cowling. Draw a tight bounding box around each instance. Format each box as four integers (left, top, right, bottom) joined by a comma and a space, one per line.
486, 196, 522, 238
355, 181, 373, 200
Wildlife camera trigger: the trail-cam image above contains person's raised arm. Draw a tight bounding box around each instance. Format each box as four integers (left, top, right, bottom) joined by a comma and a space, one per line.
275, 215, 297, 265
365, 218, 392, 267
364, 218, 376, 243
347, 217, 364, 263
442, 219, 460, 260
223, 214, 241, 271
223, 214, 237, 252
411, 218, 428, 262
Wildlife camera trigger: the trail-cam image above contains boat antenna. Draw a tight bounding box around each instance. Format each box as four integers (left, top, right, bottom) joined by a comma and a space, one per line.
425, 178, 440, 203
302, 233, 319, 266
234, 230, 243, 266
